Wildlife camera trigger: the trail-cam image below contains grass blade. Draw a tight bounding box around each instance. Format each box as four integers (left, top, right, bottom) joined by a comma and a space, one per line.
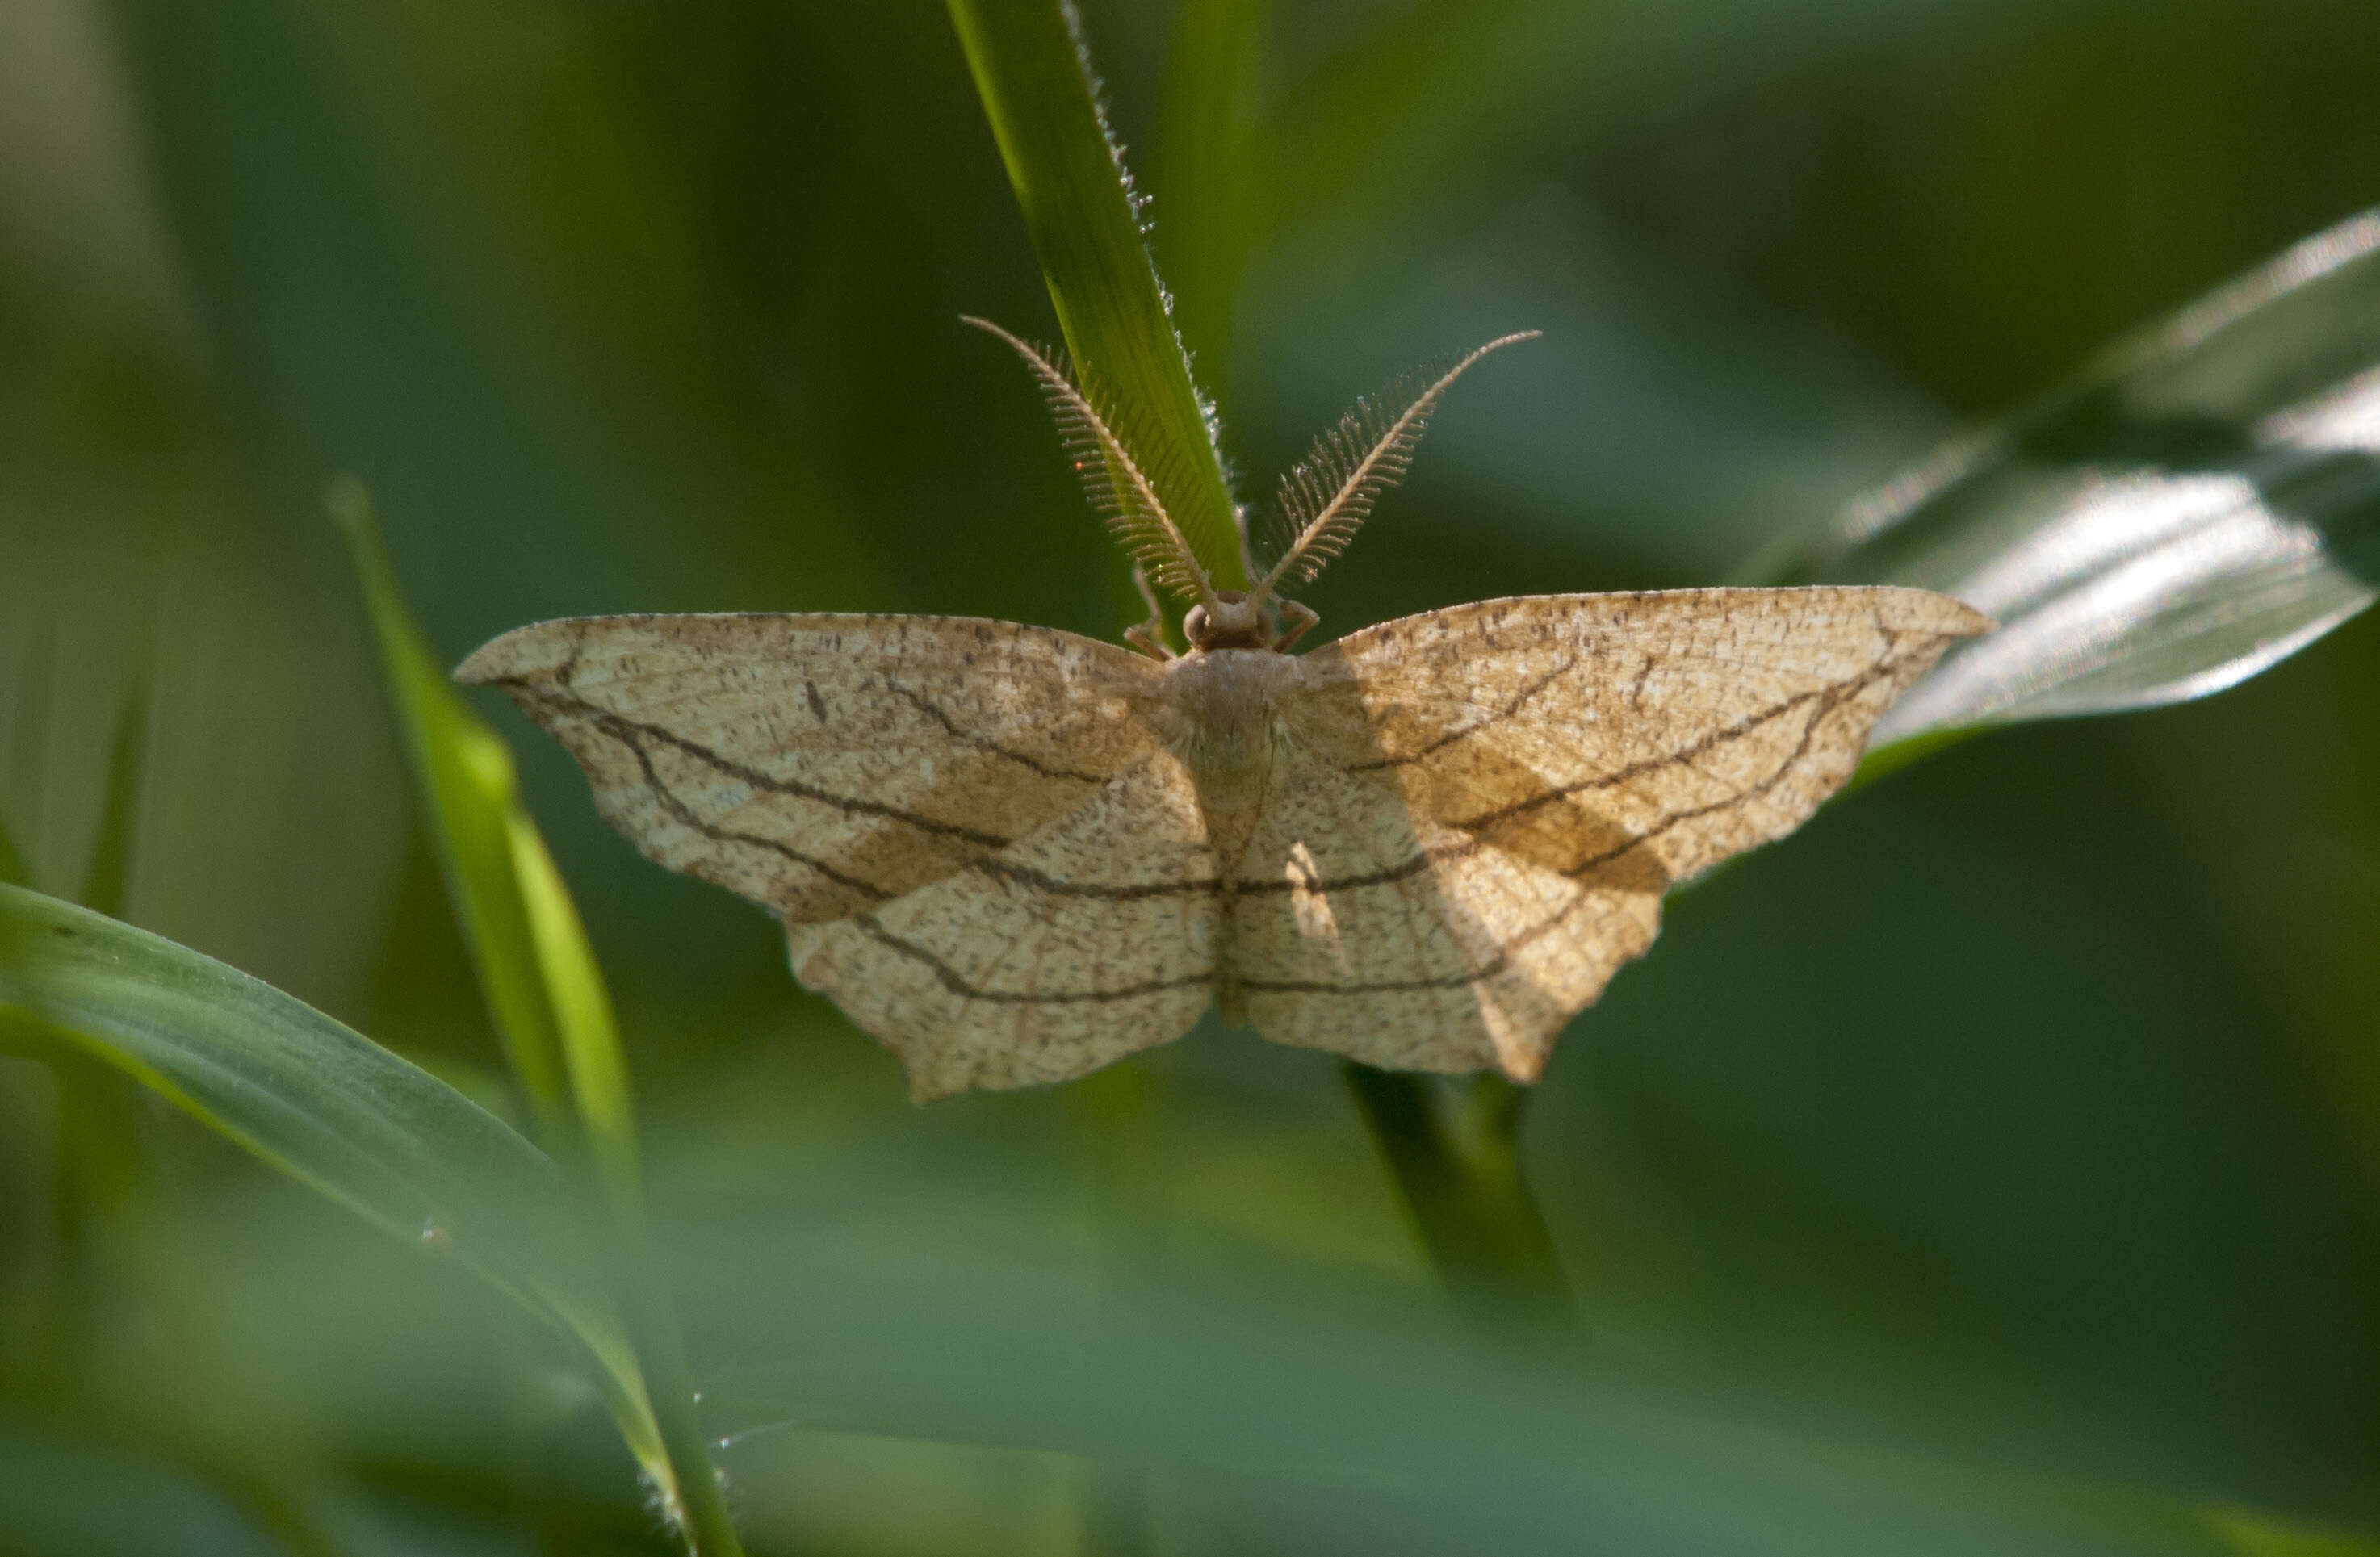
329, 480, 740, 1555
1794, 208, 2380, 750
329, 480, 575, 1136
946, 0, 1246, 591
682, 1220, 2276, 1557
1343, 1067, 1572, 1334
0, 883, 634, 1414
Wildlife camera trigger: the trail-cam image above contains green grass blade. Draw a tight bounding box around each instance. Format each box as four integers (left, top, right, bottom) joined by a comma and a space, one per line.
329, 480, 740, 1555
331, 478, 648, 1209
683, 1223, 2269, 1557
1342, 1067, 1572, 1334
48, 673, 156, 1376
0, 882, 644, 1428
946, 0, 1245, 591
1797, 208, 2380, 752
329, 481, 574, 1138
504, 819, 642, 1210
77, 680, 149, 921
949, 3, 1561, 1337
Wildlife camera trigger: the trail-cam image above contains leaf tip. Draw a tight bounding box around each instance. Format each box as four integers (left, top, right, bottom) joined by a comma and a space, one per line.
324, 474, 375, 538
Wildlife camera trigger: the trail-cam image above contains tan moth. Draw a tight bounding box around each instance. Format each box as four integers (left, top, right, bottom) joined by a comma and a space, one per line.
458, 323, 1988, 1101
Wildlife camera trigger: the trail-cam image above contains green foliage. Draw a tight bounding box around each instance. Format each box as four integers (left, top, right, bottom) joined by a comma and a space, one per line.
1800, 213, 2380, 743
4, 0, 2380, 1553
947, 0, 1246, 592
333, 481, 735, 1553
0, 885, 598, 1373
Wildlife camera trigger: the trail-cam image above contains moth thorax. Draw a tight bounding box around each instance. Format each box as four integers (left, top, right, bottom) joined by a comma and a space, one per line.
1185, 591, 1269, 651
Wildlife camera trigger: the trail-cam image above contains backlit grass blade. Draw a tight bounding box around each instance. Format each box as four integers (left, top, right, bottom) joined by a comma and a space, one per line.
1800, 209, 2380, 752
946, 0, 1246, 592
329, 480, 576, 1137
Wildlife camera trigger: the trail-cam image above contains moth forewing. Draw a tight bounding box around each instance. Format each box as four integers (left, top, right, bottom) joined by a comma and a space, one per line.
456, 611, 1173, 924
1242, 587, 1991, 1079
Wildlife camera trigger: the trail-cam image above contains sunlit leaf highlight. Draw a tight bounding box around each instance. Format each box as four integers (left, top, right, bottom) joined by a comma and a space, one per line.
1803, 209, 2380, 743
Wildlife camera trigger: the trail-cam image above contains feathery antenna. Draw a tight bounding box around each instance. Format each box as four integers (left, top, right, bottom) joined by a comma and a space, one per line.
1255, 331, 1540, 603
963, 316, 1217, 609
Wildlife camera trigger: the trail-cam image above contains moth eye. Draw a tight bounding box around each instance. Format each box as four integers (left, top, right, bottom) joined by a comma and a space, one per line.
1184, 605, 1211, 644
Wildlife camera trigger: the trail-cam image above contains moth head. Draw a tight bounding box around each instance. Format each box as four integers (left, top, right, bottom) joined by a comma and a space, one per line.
1183, 591, 1270, 651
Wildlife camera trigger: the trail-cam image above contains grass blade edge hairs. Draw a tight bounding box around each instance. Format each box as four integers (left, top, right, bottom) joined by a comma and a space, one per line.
945, 0, 1246, 592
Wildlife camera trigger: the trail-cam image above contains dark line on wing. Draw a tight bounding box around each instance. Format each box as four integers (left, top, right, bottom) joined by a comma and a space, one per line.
971, 856, 1218, 900
886, 682, 1114, 785
1347, 653, 1580, 772
1555, 670, 1859, 880
1230, 662, 1890, 898
554, 622, 589, 692
1235, 658, 1904, 995
1234, 843, 1473, 894
1240, 967, 1491, 995
595, 719, 894, 902
853, 916, 1210, 1003
498, 680, 1013, 849
1447, 663, 1890, 835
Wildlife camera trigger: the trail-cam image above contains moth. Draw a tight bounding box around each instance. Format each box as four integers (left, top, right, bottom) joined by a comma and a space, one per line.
459, 321, 1988, 1101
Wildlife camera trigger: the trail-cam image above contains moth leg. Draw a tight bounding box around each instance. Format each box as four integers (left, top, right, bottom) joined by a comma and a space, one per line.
1123, 563, 1177, 660
1272, 599, 1320, 652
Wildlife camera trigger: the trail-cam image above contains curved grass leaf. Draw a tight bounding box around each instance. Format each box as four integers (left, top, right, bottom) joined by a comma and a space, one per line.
945, 0, 1246, 591
332, 482, 740, 1555
330, 480, 577, 1137
0, 882, 640, 1414
1794, 209, 2380, 745
683, 1233, 2259, 1557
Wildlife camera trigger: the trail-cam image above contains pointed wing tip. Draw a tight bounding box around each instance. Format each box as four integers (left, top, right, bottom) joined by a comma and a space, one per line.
1496, 1053, 1549, 1086
453, 629, 543, 687
452, 620, 574, 687
905, 1070, 962, 1106
451, 638, 507, 686
1871, 586, 1995, 640
1938, 596, 1997, 638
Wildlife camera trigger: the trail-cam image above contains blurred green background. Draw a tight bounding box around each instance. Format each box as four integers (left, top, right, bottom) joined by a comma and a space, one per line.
4, 0, 2379, 1551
